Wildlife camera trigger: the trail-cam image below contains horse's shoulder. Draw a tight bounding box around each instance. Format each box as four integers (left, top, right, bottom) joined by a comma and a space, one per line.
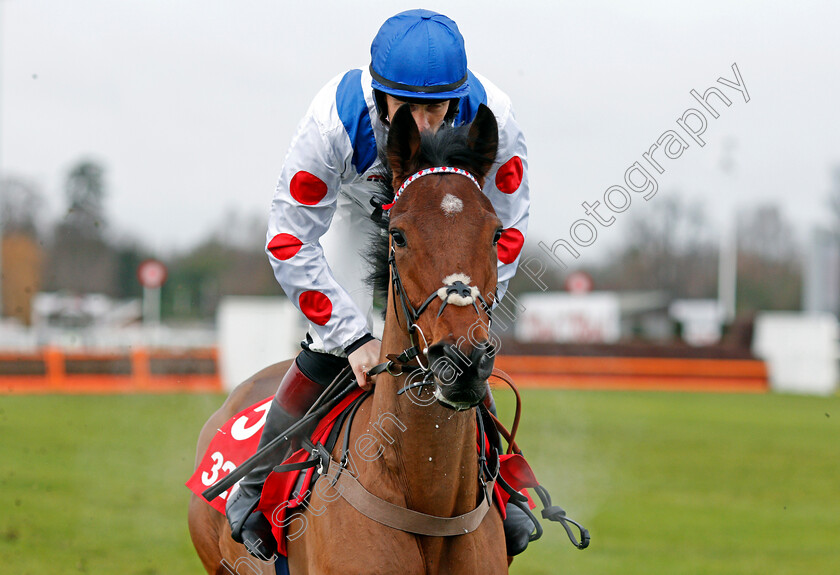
223, 359, 294, 415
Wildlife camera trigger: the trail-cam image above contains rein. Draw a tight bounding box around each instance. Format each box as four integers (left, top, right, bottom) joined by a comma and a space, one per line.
208, 163, 591, 549
295, 165, 500, 537
202, 367, 359, 502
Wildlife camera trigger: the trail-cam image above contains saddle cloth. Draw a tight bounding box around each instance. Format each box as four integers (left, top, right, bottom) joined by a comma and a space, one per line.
186, 389, 538, 557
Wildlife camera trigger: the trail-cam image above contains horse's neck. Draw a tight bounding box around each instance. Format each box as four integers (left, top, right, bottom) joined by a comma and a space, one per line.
366, 326, 480, 515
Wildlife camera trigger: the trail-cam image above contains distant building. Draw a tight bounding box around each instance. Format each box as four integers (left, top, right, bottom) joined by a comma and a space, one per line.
669, 299, 725, 346
514, 291, 673, 344
31, 293, 141, 330
1, 234, 44, 325
803, 228, 840, 316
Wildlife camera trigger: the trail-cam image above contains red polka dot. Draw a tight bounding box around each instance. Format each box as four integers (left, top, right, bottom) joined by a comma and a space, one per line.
497, 228, 524, 264
268, 233, 303, 260
290, 171, 328, 205
495, 157, 524, 194
299, 290, 332, 326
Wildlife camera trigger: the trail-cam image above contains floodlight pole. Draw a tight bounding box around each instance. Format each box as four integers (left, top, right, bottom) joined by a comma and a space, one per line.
718, 138, 738, 325
718, 219, 737, 324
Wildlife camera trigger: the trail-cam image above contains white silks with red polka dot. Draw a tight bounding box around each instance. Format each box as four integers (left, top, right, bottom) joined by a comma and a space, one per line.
265, 68, 529, 355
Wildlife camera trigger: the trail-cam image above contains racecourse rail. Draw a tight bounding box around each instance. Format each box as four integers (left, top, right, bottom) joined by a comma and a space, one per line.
0, 347, 767, 394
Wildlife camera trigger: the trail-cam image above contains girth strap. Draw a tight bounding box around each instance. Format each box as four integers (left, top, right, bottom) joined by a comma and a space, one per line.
320, 454, 496, 537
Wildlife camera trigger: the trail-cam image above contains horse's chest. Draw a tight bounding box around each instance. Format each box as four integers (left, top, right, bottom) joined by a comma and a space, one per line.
289, 517, 507, 575
289, 526, 422, 574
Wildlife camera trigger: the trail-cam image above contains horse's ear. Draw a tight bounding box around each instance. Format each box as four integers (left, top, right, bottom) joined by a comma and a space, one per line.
387, 104, 421, 183
467, 104, 499, 179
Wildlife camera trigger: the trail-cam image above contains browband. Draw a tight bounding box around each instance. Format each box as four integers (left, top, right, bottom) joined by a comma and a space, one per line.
382, 166, 481, 211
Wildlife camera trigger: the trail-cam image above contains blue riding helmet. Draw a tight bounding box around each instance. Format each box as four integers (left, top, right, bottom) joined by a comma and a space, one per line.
370, 9, 470, 100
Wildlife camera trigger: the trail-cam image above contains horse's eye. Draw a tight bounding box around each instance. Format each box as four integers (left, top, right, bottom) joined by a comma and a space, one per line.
390, 229, 407, 248
493, 229, 503, 246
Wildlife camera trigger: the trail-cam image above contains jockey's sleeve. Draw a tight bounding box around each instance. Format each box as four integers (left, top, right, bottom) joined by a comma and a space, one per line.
481, 94, 530, 305
265, 89, 371, 353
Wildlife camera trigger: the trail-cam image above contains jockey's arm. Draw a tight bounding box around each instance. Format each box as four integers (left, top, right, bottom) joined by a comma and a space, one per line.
266, 82, 375, 382
480, 85, 530, 305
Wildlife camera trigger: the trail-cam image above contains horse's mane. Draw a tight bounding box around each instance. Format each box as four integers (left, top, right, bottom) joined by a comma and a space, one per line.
365, 124, 494, 307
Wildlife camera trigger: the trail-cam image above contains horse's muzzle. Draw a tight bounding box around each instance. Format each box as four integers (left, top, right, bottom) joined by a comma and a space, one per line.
426, 341, 495, 410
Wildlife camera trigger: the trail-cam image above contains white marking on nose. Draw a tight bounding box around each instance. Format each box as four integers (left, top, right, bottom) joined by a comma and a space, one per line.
437, 273, 481, 306
441, 194, 463, 215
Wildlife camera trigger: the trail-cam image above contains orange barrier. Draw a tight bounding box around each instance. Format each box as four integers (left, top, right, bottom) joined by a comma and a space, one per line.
493, 355, 768, 393
0, 349, 767, 395
0, 348, 222, 394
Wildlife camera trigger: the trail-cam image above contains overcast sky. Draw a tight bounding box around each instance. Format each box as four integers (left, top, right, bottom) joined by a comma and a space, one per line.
2, 0, 839, 265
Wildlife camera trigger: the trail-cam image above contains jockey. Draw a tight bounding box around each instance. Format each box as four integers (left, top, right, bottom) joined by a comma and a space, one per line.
226, 8, 532, 559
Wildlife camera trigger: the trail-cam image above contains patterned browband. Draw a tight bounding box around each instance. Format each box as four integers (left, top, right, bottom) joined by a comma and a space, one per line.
382, 167, 481, 211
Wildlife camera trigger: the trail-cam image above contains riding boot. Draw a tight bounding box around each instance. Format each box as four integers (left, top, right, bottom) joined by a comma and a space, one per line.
225, 359, 325, 559
504, 502, 535, 556
484, 383, 536, 557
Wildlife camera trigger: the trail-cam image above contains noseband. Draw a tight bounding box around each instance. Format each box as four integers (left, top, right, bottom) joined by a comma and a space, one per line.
389, 251, 491, 341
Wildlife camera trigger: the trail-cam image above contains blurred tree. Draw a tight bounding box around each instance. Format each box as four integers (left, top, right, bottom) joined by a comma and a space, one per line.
115, 244, 149, 299
592, 193, 718, 298
63, 161, 106, 238
161, 209, 278, 320
1, 176, 45, 237
736, 204, 801, 311
737, 204, 798, 262
45, 159, 117, 294
506, 244, 568, 295
827, 164, 840, 236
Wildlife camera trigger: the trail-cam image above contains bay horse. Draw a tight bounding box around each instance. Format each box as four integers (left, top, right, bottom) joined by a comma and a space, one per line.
189, 102, 508, 574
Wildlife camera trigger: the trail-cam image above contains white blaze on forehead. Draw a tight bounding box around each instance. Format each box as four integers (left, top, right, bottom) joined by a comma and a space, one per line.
440, 194, 464, 215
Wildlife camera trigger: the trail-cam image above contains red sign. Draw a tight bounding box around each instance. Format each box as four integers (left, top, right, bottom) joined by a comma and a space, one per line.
565, 271, 593, 294
137, 259, 168, 289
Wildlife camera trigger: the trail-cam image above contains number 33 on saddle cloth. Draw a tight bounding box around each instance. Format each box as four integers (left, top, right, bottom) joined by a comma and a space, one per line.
186, 390, 546, 557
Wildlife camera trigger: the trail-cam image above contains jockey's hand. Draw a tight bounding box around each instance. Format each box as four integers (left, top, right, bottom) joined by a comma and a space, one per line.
348, 339, 381, 391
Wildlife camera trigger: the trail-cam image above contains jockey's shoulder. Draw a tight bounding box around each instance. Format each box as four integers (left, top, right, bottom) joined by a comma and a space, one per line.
469, 71, 515, 127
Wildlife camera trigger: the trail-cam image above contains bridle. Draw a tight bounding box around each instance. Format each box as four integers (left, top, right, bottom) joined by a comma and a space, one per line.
207, 167, 590, 550
381, 165, 481, 210
370, 166, 493, 381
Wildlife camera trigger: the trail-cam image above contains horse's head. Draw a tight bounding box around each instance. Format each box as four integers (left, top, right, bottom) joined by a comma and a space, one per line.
384, 103, 501, 410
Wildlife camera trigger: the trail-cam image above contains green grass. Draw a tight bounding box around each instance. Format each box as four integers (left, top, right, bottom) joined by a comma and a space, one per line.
1, 390, 838, 574
496, 390, 840, 575
0, 394, 221, 574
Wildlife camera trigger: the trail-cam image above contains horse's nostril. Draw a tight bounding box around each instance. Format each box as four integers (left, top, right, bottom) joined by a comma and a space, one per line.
425, 342, 445, 366
427, 343, 461, 386
426, 341, 495, 387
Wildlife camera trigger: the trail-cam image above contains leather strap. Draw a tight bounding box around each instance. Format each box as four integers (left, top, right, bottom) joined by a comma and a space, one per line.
272, 459, 321, 474
321, 456, 495, 537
